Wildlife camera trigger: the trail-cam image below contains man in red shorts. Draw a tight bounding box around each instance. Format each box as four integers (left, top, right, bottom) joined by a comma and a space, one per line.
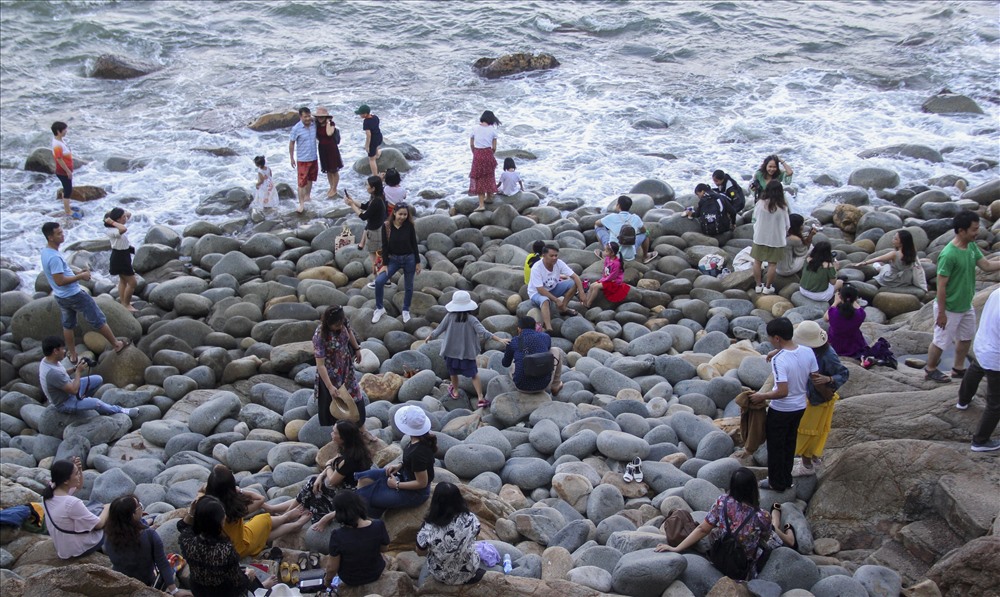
289, 107, 318, 213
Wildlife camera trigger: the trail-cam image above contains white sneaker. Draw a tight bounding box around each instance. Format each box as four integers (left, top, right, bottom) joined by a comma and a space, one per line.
762, 285, 776, 295
372, 308, 385, 323
366, 281, 377, 289
755, 284, 764, 294
955, 402, 969, 410
402, 311, 411, 323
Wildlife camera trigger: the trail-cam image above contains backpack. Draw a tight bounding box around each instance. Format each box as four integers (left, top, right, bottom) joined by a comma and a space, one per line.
698, 191, 733, 236
522, 343, 555, 378
618, 224, 637, 247
723, 176, 746, 214
708, 498, 758, 581
861, 337, 897, 368
662, 509, 698, 547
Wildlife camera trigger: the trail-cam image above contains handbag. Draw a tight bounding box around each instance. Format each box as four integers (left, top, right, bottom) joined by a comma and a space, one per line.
521, 344, 554, 378
662, 509, 698, 547
334, 225, 354, 251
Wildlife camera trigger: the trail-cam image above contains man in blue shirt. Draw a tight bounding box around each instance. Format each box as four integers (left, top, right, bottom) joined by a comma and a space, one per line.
40, 222, 128, 364
289, 106, 318, 213
595, 195, 658, 263
502, 317, 564, 394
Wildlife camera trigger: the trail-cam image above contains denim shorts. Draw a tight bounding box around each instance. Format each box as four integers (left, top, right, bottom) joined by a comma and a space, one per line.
531, 279, 575, 307
55, 291, 106, 330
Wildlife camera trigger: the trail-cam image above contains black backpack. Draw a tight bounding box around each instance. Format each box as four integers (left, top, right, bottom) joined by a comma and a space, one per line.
698, 191, 733, 236
722, 176, 746, 214
708, 498, 758, 581
618, 224, 637, 247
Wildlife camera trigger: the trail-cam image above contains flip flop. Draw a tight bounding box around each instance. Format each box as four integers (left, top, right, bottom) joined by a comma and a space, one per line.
643, 251, 659, 264
560, 308, 578, 317
68, 355, 79, 365
114, 338, 132, 354
448, 385, 459, 400
279, 561, 291, 584
477, 398, 488, 409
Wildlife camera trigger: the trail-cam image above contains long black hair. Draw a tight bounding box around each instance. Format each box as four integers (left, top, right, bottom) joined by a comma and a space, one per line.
758, 155, 781, 181
333, 491, 368, 528
335, 420, 372, 471
191, 496, 227, 537
607, 241, 624, 272
787, 214, 804, 238
42, 459, 75, 500
105, 495, 143, 549
367, 175, 385, 201
424, 482, 469, 527
897, 230, 917, 266
728, 467, 760, 509
807, 241, 833, 273
763, 180, 787, 213
205, 464, 251, 522
837, 284, 860, 319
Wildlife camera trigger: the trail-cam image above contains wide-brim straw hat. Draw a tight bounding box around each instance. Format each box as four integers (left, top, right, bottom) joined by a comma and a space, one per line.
445, 290, 477, 312
314, 107, 331, 117
793, 320, 828, 348
394, 405, 431, 436
327, 385, 360, 422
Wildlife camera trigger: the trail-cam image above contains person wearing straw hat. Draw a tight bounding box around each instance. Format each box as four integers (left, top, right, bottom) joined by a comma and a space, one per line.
313, 106, 343, 198
789, 320, 848, 475
312, 306, 365, 425
428, 291, 509, 409
354, 405, 437, 517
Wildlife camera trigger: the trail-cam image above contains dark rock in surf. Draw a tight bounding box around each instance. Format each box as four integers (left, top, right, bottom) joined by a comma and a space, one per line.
248, 110, 300, 132
193, 147, 238, 157
921, 91, 984, 115
89, 54, 159, 80
23, 148, 86, 174
857, 144, 943, 163
473, 53, 560, 79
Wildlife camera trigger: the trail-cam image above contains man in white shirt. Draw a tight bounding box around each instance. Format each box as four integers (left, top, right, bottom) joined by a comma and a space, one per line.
751, 317, 817, 491
957, 287, 1000, 452
527, 245, 585, 334
595, 195, 658, 263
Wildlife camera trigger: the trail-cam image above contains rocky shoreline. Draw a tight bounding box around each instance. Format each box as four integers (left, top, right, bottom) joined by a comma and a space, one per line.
0, 160, 998, 597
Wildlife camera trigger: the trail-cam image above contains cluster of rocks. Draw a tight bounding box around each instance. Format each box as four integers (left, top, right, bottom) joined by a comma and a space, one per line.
1, 142, 999, 596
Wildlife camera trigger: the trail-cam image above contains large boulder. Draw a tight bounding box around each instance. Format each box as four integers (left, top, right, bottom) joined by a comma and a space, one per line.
847, 167, 899, 190
352, 148, 411, 175
11, 295, 142, 344
927, 536, 1000, 597
89, 54, 159, 79
921, 91, 984, 114
611, 550, 687, 597
16, 563, 161, 596
857, 144, 944, 163
195, 188, 253, 216
248, 110, 299, 132
24, 147, 85, 174
473, 53, 560, 79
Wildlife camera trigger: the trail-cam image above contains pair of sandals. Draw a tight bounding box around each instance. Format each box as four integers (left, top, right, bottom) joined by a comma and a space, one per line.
622, 457, 644, 483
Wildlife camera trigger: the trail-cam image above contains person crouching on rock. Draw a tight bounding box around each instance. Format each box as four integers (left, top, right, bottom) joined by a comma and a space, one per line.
39, 335, 139, 418
502, 316, 565, 396
354, 405, 436, 517
428, 290, 509, 409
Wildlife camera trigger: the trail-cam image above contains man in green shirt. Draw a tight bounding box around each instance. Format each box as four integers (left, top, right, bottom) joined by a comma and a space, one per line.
925, 211, 1000, 382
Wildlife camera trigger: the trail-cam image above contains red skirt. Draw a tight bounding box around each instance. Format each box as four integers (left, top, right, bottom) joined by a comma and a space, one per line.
468, 147, 498, 195
602, 280, 629, 303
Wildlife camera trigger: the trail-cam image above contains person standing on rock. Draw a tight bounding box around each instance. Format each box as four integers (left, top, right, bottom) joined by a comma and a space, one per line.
289, 106, 318, 213
956, 287, 1000, 452
750, 155, 793, 201
372, 202, 420, 324
790, 321, 849, 475
40, 222, 130, 363
313, 306, 365, 424
924, 211, 1000, 383
103, 207, 138, 312
39, 336, 139, 418
751, 181, 790, 296
51, 121, 78, 218
751, 317, 817, 492
595, 195, 658, 263
527, 245, 586, 334
314, 107, 343, 198
346, 176, 388, 287
468, 110, 500, 211
356, 104, 383, 176
502, 316, 565, 395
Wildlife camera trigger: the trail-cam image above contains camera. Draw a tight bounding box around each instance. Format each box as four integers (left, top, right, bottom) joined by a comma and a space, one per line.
80, 357, 97, 368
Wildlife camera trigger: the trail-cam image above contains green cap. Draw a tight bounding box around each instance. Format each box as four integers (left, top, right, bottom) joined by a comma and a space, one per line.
354, 104, 371, 115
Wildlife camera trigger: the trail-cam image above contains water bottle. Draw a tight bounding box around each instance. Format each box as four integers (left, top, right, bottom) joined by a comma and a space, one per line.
502, 553, 512, 574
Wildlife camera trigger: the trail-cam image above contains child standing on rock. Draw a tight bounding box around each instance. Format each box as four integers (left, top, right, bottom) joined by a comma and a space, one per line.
252, 156, 278, 214
428, 291, 508, 409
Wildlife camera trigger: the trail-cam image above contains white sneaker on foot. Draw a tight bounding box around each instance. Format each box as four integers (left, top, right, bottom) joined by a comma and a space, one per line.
755, 284, 764, 294
762, 285, 776, 295
402, 311, 411, 323
372, 308, 385, 323
366, 281, 377, 289
955, 402, 969, 410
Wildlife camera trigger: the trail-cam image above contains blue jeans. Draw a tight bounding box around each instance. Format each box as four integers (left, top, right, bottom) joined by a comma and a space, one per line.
375, 254, 416, 311
531, 279, 575, 308
55, 375, 124, 416
55, 291, 107, 330
354, 467, 430, 518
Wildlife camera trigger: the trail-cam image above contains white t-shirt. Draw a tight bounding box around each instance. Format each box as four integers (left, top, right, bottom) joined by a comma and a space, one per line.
973, 288, 1000, 372
470, 124, 498, 149
384, 185, 408, 206
498, 170, 522, 195
768, 344, 817, 412
44, 495, 103, 558
528, 259, 574, 300
105, 227, 130, 250
752, 202, 790, 248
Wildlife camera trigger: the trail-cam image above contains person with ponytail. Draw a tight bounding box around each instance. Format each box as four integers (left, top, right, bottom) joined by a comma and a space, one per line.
355, 405, 436, 517
825, 283, 869, 359
345, 175, 387, 285
42, 457, 107, 558
584, 241, 629, 306
104, 495, 182, 594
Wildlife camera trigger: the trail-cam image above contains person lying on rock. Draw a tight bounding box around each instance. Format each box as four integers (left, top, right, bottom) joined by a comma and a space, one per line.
502, 316, 564, 395
39, 335, 139, 418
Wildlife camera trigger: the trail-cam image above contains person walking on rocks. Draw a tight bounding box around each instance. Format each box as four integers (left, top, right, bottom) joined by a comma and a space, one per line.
428, 291, 508, 409
372, 202, 420, 324
595, 195, 658, 263
39, 336, 139, 418
356, 104, 383, 176
791, 321, 848, 474
469, 110, 500, 211
346, 176, 387, 286
289, 106, 318, 213
103, 207, 138, 312
528, 245, 586, 334
751, 181, 790, 295
314, 106, 343, 198
313, 306, 365, 424
751, 317, 817, 491
957, 287, 1000, 452
51, 121, 78, 218
502, 316, 564, 395
924, 211, 1000, 382
40, 222, 130, 363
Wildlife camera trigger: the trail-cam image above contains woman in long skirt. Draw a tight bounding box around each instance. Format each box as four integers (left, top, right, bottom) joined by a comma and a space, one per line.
468, 110, 500, 212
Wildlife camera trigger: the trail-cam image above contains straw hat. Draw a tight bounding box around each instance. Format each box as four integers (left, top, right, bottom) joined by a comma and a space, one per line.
327, 385, 360, 422
445, 290, 477, 312
793, 320, 828, 348
314, 106, 330, 117
394, 405, 431, 437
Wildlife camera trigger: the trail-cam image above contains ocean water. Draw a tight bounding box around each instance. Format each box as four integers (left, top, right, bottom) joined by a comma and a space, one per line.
1, 0, 998, 280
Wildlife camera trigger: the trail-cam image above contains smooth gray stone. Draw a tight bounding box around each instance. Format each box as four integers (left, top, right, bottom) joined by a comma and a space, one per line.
595, 514, 636, 545
811, 575, 869, 597
853, 564, 902, 597
757, 546, 820, 592
587, 484, 625, 525
611, 549, 687, 597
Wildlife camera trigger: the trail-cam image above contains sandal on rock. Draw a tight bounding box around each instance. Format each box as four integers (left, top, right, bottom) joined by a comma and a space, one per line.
924, 368, 950, 383
951, 368, 966, 379
114, 338, 132, 354
560, 308, 578, 317
643, 251, 659, 264
448, 385, 460, 400
477, 398, 488, 409
279, 561, 291, 584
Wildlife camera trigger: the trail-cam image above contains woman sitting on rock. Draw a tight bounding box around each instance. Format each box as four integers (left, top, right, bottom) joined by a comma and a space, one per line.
104, 494, 185, 595
355, 405, 435, 517
775, 214, 817, 277
313, 305, 364, 425
322, 490, 389, 588
203, 464, 309, 558
791, 321, 849, 475
42, 457, 107, 559
269, 420, 373, 532
179, 496, 276, 597
825, 283, 868, 359
859, 230, 927, 291
655, 467, 772, 581
797, 241, 842, 303
416, 482, 486, 585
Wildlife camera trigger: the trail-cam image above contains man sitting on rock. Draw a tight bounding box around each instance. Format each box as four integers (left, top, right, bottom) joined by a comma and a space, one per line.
594, 195, 658, 264
527, 245, 586, 334
39, 336, 138, 418
40, 222, 129, 364
502, 317, 564, 395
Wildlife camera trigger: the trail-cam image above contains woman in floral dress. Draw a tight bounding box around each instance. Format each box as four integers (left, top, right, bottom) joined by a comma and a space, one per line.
313, 305, 365, 424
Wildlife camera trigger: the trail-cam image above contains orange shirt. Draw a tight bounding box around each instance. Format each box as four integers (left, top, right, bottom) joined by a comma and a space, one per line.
52, 138, 72, 175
